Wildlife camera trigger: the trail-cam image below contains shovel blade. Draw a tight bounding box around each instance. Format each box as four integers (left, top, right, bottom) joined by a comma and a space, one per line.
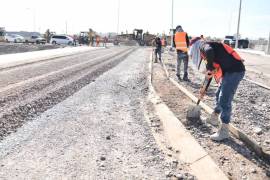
186, 105, 201, 121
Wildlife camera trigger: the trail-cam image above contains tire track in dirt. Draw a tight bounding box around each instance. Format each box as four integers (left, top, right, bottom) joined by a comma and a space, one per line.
0, 47, 135, 140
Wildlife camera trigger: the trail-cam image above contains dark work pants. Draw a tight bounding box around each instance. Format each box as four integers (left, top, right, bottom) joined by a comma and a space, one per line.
155, 48, 161, 62
176, 51, 188, 78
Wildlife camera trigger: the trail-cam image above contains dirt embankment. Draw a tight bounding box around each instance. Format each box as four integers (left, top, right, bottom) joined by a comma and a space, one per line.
0, 43, 65, 55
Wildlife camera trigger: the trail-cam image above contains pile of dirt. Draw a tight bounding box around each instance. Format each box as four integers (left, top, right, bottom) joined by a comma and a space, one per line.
0, 43, 64, 55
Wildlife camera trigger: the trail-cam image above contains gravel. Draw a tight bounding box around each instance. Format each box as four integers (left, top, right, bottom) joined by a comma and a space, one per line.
0, 47, 194, 179
152, 51, 270, 180
0, 42, 64, 55
0, 47, 133, 140
164, 50, 270, 151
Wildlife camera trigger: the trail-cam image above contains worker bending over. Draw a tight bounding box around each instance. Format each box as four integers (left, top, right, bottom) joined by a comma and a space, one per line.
190, 39, 245, 141
173, 25, 190, 81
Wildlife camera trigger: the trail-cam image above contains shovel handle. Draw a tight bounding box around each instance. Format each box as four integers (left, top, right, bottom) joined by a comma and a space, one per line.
197, 77, 213, 105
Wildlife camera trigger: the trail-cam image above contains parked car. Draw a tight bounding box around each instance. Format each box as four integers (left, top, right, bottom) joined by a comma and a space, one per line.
5, 34, 25, 43
25, 35, 46, 44
50, 35, 74, 45
230, 39, 249, 49
223, 35, 235, 46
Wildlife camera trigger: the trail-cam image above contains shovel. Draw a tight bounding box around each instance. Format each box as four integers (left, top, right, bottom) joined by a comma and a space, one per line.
186, 77, 212, 121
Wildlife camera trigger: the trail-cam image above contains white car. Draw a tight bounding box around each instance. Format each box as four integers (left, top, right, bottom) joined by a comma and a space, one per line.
5, 34, 25, 43
50, 35, 74, 45
25, 35, 46, 44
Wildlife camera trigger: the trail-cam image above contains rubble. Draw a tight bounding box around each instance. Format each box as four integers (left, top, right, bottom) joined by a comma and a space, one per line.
0, 42, 63, 55
152, 51, 270, 180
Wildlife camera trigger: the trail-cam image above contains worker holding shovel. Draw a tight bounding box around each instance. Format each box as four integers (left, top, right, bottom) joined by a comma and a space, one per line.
190, 38, 245, 141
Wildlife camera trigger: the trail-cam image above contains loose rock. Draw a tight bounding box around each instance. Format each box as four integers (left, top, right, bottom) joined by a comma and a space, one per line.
253, 127, 262, 135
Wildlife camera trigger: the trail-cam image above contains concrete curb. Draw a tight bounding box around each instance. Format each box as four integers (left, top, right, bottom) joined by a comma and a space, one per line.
160, 52, 270, 163
148, 51, 228, 180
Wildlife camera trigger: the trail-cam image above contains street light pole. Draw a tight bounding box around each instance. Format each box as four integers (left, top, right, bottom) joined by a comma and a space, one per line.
235, 0, 242, 49
117, 0, 120, 35
26, 8, 36, 32
267, 31, 270, 54
171, 0, 174, 47
65, 21, 68, 35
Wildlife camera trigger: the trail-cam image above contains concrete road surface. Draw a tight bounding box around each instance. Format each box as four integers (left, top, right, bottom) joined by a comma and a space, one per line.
238, 51, 270, 77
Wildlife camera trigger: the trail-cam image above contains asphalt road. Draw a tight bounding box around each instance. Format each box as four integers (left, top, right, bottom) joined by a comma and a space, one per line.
238, 52, 270, 77
0, 47, 183, 179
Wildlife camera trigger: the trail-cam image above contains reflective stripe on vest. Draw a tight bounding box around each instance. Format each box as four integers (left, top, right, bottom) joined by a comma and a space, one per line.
222, 43, 242, 61
200, 43, 243, 84
213, 63, 222, 83
174, 32, 188, 52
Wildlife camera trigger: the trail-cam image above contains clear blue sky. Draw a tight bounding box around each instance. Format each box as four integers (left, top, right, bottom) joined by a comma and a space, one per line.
171, 0, 270, 39
0, 0, 269, 39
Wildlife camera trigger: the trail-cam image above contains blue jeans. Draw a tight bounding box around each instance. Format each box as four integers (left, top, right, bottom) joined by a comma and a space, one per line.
214, 71, 245, 124
155, 48, 161, 62
176, 51, 188, 77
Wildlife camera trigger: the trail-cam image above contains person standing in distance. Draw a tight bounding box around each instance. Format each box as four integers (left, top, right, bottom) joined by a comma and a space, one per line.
173, 25, 190, 81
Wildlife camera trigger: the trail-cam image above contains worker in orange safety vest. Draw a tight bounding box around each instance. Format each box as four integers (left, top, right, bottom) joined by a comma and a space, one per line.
190, 38, 245, 141
173, 25, 190, 81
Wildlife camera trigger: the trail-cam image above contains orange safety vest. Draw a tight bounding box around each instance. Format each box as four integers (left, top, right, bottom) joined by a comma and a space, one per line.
174, 32, 188, 52
201, 43, 242, 83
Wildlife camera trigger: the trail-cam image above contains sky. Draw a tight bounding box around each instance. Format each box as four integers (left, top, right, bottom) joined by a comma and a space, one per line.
0, 0, 269, 39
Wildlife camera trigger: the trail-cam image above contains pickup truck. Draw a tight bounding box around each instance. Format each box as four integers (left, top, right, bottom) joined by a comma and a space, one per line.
25, 35, 46, 44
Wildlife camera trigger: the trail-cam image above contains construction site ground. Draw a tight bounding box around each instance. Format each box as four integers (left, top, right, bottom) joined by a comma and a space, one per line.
151, 49, 270, 179
0, 46, 269, 179
0, 47, 197, 179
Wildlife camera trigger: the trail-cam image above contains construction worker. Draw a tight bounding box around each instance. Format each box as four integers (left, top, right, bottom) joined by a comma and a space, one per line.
103, 36, 108, 47
173, 25, 190, 81
190, 38, 245, 141
88, 28, 95, 46
153, 36, 162, 63
96, 36, 100, 46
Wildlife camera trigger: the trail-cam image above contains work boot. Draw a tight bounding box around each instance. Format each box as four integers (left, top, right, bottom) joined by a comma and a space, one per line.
210, 123, 230, 141
183, 76, 190, 82
183, 73, 190, 82
206, 112, 220, 126
176, 74, 181, 81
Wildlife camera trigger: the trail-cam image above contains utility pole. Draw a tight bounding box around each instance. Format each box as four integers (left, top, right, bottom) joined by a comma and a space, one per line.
117, 0, 120, 35
267, 31, 270, 54
65, 21, 68, 35
171, 0, 174, 47
235, 0, 242, 49
26, 8, 36, 32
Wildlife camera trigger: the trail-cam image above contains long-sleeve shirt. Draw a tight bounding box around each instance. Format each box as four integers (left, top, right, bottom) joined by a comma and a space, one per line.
199, 42, 245, 74
190, 39, 202, 67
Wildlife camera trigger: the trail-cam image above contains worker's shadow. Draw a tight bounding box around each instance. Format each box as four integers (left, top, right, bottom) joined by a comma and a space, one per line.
186, 81, 201, 90
189, 122, 270, 168
222, 138, 270, 167
165, 62, 175, 69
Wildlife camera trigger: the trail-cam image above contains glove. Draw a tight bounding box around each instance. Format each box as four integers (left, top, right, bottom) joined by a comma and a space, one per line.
206, 70, 214, 80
